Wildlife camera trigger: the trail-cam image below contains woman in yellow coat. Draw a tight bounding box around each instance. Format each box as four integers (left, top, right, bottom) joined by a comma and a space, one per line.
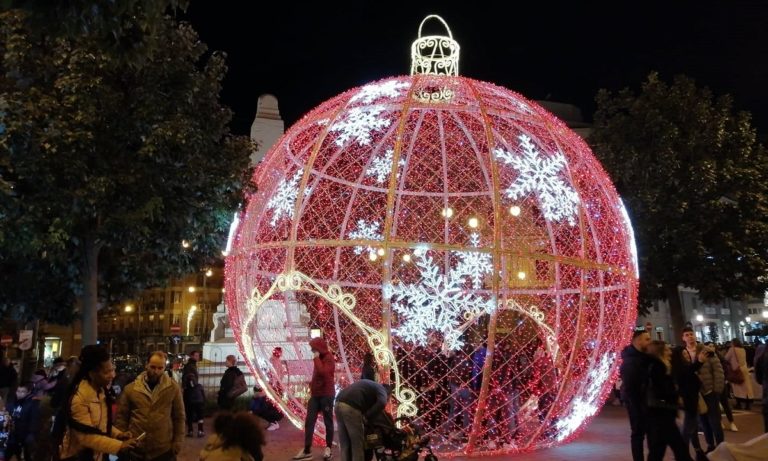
58, 345, 139, 461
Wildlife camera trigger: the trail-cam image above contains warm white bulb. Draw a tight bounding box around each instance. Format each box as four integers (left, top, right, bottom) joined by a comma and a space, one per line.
441, 207, 454, 218
517, 271, 526, 280
695, 314, 703, 322
510, 205, 521, 217
746, 316, 752, 323
188, 286, 196, 293
402, 253, 412, 263
205, 269, 213, 277
377, 248, 386, 257
763, 310, 768, 319
181, 240, 190, 249
468, 217, 479, 228
369, 252, 378, 262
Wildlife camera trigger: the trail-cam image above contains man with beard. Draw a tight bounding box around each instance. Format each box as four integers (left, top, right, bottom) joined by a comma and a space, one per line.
116, 352, 186, 461
620, 329, 651, 461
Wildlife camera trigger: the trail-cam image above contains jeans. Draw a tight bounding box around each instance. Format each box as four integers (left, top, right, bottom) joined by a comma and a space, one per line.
335, 402, 364, 461
625, 401, 647, 461
305, 395, 335, 450
700, 392, 724, 449
682, 408, 703, 452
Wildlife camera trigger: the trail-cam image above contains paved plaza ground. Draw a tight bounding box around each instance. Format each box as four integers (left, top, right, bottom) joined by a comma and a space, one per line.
177, 403, 766, 460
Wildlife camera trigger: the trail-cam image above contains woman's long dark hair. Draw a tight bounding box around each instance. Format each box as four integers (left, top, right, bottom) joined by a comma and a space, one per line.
53, 345, 113, 440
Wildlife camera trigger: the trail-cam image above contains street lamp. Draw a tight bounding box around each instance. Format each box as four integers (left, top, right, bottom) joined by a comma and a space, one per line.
186, 304, 197, 336
124, 303, 141, 354
695, 314, 704, 341
201, 269, 213, 340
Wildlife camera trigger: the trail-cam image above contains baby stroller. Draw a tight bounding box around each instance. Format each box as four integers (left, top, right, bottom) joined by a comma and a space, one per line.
365, 413, 436, 461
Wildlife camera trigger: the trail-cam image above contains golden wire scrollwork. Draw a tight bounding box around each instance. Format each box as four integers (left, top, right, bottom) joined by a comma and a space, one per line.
410, 15, 460, 77
412, 86, 455, 103
241, 271, 418, 418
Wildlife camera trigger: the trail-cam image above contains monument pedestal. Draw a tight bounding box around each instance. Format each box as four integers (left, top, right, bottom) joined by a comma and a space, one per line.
202, 337, 241, 364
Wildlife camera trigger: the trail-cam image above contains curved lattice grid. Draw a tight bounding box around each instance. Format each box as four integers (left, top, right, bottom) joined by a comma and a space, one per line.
225, 75, 638, 456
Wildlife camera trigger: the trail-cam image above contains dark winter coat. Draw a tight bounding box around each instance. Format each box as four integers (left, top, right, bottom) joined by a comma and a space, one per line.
698, 353, 725, 396
671, 345, 704, 412
218, 366, 245, 407
7, 395, 41, 444
619, 344, 650, 406
182, 359, 205, 403
646, 357, 680, 414
309, 337, 336, 397
249, 395, 283, 423
336, 379, 388, 420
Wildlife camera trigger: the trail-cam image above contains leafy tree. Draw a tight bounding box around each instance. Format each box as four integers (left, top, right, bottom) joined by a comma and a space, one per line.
590, 72, 768, 340
0, 3, 253, 344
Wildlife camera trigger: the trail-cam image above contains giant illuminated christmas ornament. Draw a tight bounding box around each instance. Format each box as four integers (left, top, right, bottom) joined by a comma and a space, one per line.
225, 15, 638, 456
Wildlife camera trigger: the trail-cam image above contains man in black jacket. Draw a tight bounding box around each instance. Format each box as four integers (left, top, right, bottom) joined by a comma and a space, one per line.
619, 329, 651, 461
218, 355, 247, 410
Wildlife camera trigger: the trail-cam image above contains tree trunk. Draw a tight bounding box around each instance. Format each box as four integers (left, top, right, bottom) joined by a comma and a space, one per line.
664, 282, 685, 344
80, 237, 100, 346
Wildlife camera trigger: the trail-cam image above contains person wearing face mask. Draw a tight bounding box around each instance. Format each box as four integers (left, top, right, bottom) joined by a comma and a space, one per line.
116, 351, 186, 461
293, 337, 336, 461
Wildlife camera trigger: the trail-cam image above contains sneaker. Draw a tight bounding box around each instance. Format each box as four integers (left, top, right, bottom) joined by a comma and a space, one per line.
292, 450, 312, 461
266, 422, 280, 431
323, 447, 332, 459
730, 422, 739, 432
197, 430, 205, 438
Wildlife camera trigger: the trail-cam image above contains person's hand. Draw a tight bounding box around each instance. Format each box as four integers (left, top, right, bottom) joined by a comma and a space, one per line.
313, 351, 320, 359
119, 438, 139, 452
697, 351, 709, 363
116, 431, 132, 441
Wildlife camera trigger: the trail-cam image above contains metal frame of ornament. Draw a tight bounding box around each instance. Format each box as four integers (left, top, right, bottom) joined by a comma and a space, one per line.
238, 270, 419, 425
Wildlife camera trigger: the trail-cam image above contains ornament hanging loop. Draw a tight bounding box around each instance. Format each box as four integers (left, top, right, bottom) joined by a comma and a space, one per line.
411, 14, 460, 77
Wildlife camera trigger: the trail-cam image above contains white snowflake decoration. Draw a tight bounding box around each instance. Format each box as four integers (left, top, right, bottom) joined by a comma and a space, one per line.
555, 352, 614, 441
386, 238, 495, 351
454, 233, 493, 290
329, 105, 391, 147
347, 219, 383, 258
495, 134, 580, 225
265, 170, 310, 227
365, 148, 406, 184
350, 80, 410, 104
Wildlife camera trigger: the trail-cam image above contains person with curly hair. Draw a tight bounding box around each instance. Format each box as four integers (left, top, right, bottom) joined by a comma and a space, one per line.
200, 412, 265, 461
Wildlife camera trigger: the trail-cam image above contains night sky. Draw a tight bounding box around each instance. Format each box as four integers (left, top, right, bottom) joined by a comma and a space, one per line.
184, 1, 768, 138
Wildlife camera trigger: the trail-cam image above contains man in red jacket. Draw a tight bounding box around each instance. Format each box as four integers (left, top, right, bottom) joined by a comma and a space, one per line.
294, 337, 336, 460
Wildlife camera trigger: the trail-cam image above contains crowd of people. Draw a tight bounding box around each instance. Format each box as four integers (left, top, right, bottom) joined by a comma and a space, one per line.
0, 336, 389, 461
8, 328, 764, 461
620, 328, 768, 461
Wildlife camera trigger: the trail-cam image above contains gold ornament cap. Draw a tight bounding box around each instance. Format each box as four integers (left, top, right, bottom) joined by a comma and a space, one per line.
410, 15, 460, 76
